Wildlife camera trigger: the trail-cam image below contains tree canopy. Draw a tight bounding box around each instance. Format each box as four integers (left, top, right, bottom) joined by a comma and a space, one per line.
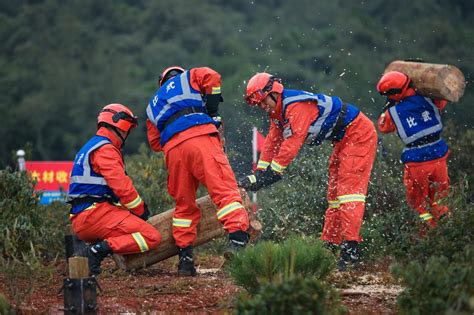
1, 0, 472, 170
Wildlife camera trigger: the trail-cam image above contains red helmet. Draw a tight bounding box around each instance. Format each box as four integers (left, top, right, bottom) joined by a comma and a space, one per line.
97, 103, 138, 132
376, 71, 412, 101
158, 66, 185, 86
244, 73, 284, 106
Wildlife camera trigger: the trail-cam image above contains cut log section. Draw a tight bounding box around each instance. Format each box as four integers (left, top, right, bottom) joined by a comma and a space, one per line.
113, 189, 262, 271
384, 60, 466, 102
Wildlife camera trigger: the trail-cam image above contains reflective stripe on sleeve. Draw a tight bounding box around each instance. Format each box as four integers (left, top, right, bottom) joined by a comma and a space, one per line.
125, 195, 142, 209
419, 213, 434, 221
337, 194, 366, 204
132, 232, 149, 252
211, 86, 221, 94
257, 160, 270, 170
172, 218, 193, 227
270, 160, 286, 173
328, 200, 340, 208
216, 202, 244, 220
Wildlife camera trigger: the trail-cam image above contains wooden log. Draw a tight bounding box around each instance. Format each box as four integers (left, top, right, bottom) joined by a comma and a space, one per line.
113, 189, 262, 271
68, 257, 89, 279
384, 60, 466, 102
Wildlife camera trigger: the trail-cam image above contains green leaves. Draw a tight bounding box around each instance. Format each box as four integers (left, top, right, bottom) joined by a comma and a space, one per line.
227, 236, 335, 294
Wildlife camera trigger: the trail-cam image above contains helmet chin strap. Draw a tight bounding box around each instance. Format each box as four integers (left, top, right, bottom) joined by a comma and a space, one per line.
269, 93, 278, 104
111, 127, 129, 148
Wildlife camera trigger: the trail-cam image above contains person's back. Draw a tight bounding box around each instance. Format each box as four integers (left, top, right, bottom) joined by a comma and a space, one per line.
146, 66, 250, 276
377, 71, 450, 228
69, 104, 161, 275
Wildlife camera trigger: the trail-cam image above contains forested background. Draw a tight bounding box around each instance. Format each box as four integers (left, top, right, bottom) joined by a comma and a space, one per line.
0, 0, 472, 173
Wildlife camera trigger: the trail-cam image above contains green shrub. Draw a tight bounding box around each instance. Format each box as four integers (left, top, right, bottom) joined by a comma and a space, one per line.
392, 246, 474, 315
389, 180, 474, 314
235, 276, 346, 315
227, 236, 335, 294
0, 169, 67, 260
394, 181, 473, 264
256, 146, 332, 242
0, 293, 14, 315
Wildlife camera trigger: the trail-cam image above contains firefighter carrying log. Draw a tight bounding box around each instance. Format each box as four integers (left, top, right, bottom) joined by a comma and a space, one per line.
146, 66, 250, 276
67, 104, 162, 276
239, 73, 377, 271
376, 71, 451, 229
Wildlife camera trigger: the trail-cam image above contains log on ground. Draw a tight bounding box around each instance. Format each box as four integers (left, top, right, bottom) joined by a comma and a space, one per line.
113, 189, 261, 271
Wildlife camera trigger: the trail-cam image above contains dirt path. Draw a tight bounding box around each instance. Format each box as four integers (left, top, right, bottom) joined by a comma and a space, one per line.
0, 257, 401, 314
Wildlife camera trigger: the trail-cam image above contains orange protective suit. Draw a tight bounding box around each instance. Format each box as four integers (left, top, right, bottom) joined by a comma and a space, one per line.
378, 98, 450, 227
147, 67, 249, 248
70, 127, 161, 254
258, 100, 377, 244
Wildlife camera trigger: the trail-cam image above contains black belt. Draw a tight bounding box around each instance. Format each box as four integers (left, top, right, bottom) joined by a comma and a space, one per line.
67, 196, 114, 206
328, 103, 348, 141
163, 107, 206, 129
406, 135, 441, 148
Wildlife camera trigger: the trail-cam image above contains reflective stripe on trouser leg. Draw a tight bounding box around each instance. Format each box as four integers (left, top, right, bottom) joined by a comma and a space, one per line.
419, 212, 437, 228
337, 195, 366, 242
131, 232, 149, 252
419, 213, 434, 221
216, 202, 244, 220
328, 200, 340, 208
338, 194, 366, 204
172, 217, 193, 227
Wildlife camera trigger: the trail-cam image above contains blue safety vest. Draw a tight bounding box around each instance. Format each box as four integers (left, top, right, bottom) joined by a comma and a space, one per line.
281, 89, 360, 146
146, 71, 214, 146
67, 135, 119, 215
388, 95, 448, 163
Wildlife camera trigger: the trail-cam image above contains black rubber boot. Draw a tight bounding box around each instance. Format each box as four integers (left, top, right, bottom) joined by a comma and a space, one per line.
337, 241, 359, 272
323, 241, 339, 256
224, 230, 250, 260
178, 246, 197, 277
74, 240, 113, 276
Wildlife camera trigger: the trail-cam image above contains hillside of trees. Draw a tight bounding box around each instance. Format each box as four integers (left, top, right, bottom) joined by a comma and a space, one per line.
0, 0, 472, 172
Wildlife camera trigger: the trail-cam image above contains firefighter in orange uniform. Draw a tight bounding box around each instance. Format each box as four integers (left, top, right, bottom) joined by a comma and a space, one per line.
240, 73, 377, 270
376, 71, 450, 229
146, 66, 250, 276
68, 104, 161, 275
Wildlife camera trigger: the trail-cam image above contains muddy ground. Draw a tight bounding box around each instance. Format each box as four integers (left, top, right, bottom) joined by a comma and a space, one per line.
0, 256, 402, 314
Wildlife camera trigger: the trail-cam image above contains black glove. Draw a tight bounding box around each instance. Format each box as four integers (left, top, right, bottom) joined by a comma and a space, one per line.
205, 93, 223, 117
238, 174, 257, 191
238, 168, 282, 192
138, 203, 150, 221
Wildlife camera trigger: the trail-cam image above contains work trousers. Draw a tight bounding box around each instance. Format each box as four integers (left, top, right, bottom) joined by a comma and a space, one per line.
166, 133, 249, 248
404, 155, 450, 228
71, 202, 161, 254
321, 113, 377, 244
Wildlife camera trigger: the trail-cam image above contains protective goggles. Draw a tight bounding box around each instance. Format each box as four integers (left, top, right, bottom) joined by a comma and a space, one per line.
245, 76, 282, 106
245, 89, 268, 105
103, 109, 138, 126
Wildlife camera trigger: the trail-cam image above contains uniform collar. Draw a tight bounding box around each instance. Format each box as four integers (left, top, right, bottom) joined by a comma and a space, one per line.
96, 127, 122, 149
